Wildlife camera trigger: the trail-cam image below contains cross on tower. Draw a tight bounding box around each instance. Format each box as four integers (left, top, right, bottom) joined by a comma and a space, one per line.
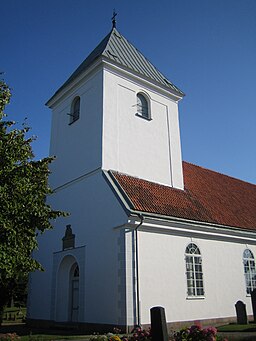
112, 9, 117, 28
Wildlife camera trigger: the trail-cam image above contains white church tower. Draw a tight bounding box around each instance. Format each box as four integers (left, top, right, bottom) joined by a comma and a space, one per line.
46, 23, 184, 190
27, 20, 186, 331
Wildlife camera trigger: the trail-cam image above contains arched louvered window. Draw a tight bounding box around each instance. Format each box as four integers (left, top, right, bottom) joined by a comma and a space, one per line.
70, 97, 80, 123
243, 249, 256, 294
185, 243, 204, 297
136, 93, 150, 119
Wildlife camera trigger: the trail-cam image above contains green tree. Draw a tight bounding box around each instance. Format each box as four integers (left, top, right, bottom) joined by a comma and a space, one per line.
0, 81, 66, 322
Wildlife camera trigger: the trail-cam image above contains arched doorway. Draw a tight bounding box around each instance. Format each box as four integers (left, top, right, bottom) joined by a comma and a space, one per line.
55, 255, 80, 322
70, 263, 80, 322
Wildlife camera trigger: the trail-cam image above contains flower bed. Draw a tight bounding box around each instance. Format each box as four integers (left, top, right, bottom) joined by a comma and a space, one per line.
173, 324, 228, 341
89, 327, 151, 341
89, 324, 228, 341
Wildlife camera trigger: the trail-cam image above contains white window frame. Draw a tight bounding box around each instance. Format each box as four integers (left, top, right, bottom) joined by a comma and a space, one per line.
243, 249, 256, 295
185, 243, 205, 298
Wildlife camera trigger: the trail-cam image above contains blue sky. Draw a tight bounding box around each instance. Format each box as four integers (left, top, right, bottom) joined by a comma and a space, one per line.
1, 0, 256, 184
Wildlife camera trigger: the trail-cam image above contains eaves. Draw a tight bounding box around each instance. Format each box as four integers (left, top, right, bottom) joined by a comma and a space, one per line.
104, 170, 256, 244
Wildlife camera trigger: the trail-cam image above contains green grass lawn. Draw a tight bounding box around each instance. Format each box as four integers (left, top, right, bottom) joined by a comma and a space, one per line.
217, 323, 256, 332
0, 324, 93, 341
18, 335, 92, 341
3, 309, 256, 341
1, 309, 93, 341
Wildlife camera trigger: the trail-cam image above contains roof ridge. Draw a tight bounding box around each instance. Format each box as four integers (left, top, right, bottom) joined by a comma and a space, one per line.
183, 161, 256, 186
104, 28, 184, 95
47, 27, 184, 105
106, 29, 184, 95
46, 28, 113, 104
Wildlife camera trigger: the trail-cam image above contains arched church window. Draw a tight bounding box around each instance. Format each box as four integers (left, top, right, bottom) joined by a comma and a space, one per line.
243, 249, 256, 294
136, 93, 150, 119
70, 96, 80, 124
185, 243, 204, 297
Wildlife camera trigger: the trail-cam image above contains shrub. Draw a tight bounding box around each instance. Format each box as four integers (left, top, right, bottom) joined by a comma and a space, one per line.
130, 327, 152, 340
0, 334, 20, 341
113, 328, 122, 334
89, 336, 108, 341
173, 324, 227, 341
109, 336, 122, 341
89, 334, 123, 341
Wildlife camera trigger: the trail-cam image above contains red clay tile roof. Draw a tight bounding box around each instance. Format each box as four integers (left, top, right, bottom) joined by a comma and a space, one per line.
110, 162, 256, 230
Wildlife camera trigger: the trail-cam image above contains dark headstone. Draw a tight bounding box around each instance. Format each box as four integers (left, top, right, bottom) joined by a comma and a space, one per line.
235, 300, 248, 324
62, 224, 75, 250
251, 289, 256, 322
150, 306, 168, 341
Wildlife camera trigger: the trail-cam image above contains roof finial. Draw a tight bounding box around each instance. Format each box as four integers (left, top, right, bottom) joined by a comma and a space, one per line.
112, 9, 117, 28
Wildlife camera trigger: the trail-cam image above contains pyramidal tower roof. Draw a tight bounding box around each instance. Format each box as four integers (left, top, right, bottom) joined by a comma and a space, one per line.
49, 27, 184, 103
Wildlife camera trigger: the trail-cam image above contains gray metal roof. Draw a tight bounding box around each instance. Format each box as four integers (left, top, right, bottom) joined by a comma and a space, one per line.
48, 28, 184, 103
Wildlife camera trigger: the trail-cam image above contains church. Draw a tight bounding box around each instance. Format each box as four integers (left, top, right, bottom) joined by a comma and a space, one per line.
27, 19, 256, 332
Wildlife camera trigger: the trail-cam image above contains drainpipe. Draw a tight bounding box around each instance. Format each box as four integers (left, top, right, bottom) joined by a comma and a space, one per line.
135, 214, 144, 327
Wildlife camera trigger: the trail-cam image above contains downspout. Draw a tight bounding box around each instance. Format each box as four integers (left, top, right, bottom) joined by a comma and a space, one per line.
135, 214, 144, 327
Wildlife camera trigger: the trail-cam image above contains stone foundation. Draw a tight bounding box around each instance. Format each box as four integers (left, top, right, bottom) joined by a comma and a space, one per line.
26, 318, 127, 334
27, 315, 253, 335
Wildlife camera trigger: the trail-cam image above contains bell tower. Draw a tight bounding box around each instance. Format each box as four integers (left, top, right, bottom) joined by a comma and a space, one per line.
46, 25, 185, 189
29, 22, 186, 328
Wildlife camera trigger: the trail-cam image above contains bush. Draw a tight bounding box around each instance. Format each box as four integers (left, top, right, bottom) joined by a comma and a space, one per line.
109, 336, 122, 341
173, 324, 227, 341
130, 327, 151, 340
89, 336, 108, 341
89, 327, 152, 341
0, 334, 20, 341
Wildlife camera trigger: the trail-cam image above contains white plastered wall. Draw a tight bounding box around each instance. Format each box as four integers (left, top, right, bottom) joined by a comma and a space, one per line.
102, 66, 184, 189
134, 226, 256, 325
48, 69, 103, 189
27, 171, 128, 325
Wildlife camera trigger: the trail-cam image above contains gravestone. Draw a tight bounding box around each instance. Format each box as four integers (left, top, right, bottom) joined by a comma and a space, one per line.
251, 289, 256, 322
235, 300, 248, 324
150, 306, 168, 341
